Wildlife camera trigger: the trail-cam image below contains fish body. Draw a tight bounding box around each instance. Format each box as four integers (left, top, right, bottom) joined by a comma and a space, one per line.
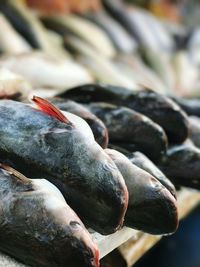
51, 99, 108, 148
87, 102, 167, 161
0, 68, 31, 100
189, 116, 200, 148
159, 142, 200, 189
0, 165, 99, 267
0, 99, 128, 235
0, 13, 31, 54
105, 149, 178, 235
84, 10, 137, 53
172, 97, 200, 117
0, 52, 93, 91
58, 84, 189, 143
129, 151, 176, 198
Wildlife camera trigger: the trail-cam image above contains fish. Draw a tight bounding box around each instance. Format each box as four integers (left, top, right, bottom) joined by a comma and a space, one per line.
0, 164, 99, 267
129, 151, 176, 198
84, 10, 137, 53
58, 84, 189, 143
0, 0, 68, 58
41, 14, 116, 58
188, 116, 200, 148
50, 98, 108, 148
86, 102, 168, 161
0, 97, 128, 235
0, 68, 31, 100
0, 52, 93, 92
0, 12, 31, 54
159, 142, 200, 189
102, 0, 174, 52
171, 97, 200, 117
105, 149, 178, 235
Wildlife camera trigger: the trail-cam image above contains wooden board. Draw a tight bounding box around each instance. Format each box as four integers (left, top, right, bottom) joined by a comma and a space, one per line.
0, 188, 199, 267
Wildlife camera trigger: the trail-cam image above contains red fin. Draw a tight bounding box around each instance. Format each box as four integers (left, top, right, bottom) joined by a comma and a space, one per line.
32, 96, 70, 124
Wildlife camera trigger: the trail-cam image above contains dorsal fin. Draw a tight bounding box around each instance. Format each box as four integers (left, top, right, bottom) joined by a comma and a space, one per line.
32, 96, 71, 124
0, 163, 31, 184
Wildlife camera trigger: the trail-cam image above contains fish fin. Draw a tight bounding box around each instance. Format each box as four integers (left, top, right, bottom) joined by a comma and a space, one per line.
0, 163, 31, 184
32, 96, 71, 124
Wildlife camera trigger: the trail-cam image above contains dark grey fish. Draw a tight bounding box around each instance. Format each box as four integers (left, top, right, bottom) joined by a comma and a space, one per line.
105, 149, 178, 235
49, 98, 108, 149
58, 84, 189, 143
0, 164, 99, 267
0, 98, 128, 235
172, 97, 200, 117
87, 102, 168, 161
129, 151, 176, 199
159, 142, 200, 189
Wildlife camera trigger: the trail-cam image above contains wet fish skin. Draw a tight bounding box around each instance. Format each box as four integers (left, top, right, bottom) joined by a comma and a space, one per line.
172, 97, 200, 117
105, 149, 178, 235
0, 165, 99, 267
159, 142, 200, 189
129, 151, 176, 199
87, 102, 168, 161
0, 99, 128, 235
58, 84, 189, 143
50, 98, 108, 148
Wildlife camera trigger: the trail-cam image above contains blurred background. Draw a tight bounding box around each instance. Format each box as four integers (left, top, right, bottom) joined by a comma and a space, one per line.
0, 1, 199, 266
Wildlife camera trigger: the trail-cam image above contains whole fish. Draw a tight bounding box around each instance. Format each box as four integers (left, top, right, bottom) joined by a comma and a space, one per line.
0, 164, 99, 267
0, 97, 128, 235
50, 98, 108, 148
129, 151, 176, 199
172, 97, 200, 117
86, 102, 168, 161
0, 68, 31, 100
105, 149, 178, 235
0, 52, 93, 91
58, 84, 189, 143
189, 116, 200, 148
159, 142, 200, 189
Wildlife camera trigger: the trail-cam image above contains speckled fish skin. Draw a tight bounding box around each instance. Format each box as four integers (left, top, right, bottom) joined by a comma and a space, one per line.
86, 102, 168, 161
50, 98, 108, 149
172, 97, 200, 117
0, 166, 99, 267
58, 83, 189, 143
105, 149, 178, 235
159, 143, 200, 190
129, 151, 176, 199
0, 100, 128, 235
